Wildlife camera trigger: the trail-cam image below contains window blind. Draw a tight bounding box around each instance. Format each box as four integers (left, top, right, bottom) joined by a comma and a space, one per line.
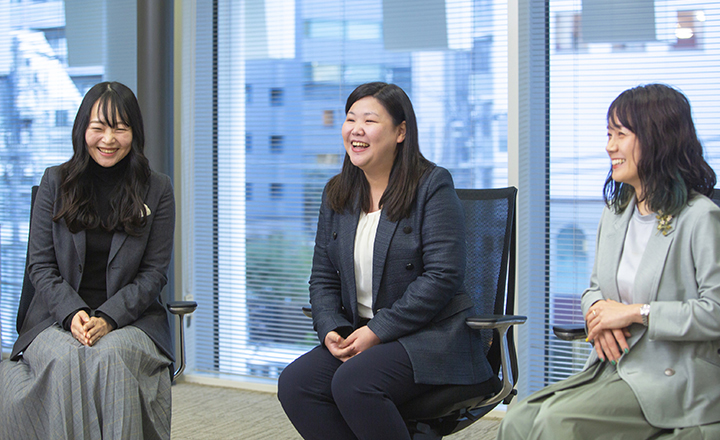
185, 0, 510, 381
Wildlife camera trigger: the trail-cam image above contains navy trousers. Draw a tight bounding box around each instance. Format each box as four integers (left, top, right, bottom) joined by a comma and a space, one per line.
278, 341, 438, 440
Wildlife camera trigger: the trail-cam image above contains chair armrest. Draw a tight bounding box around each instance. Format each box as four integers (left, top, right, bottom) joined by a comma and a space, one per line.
465, 314, 526, 407
552, 324, 587, 341
167, 300, 198, 315
166, 301, 198, 380
466, 314, 527, 330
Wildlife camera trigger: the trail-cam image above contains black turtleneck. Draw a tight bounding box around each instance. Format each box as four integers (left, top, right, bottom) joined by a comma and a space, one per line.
78, 155, 130, 316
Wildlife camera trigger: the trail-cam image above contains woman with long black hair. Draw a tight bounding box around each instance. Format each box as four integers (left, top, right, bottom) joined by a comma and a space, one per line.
0, 81, 175, 439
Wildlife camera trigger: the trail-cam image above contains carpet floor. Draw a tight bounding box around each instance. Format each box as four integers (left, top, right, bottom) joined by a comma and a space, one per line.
171, 382, 501, 440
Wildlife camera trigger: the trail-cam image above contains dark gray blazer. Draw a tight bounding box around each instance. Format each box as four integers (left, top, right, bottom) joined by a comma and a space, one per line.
11, 165, 175, 361
310, 166, 492, 385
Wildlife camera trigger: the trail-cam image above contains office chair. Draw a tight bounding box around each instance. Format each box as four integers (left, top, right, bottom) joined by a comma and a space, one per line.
14, 185, 197, 380
553, 189, 720, 343
303, 187, 526, 439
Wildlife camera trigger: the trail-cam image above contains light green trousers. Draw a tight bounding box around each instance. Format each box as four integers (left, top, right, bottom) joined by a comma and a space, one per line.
497, 362, 719, 440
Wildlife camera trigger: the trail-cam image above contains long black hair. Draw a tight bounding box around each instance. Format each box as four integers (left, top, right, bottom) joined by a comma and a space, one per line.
326, 82, 432, 221
54, 81, 151, 235
603, 83, 716, 216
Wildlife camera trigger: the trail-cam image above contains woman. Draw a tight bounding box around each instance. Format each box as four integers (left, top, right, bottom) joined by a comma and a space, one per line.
0, 82, 175, 439
277, 82, 492, 440
497, 84, 720, 439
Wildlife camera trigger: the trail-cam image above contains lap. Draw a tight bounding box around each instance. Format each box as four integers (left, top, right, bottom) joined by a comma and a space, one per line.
280, 341, 433, 405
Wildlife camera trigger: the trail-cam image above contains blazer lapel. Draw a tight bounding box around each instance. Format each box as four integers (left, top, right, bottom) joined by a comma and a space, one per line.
632, 212, 676, 304
372, 210, 399, 303
73, 229, 86, 271
107, 181, 150, 267
339, 208, 360, 319
598, 199, 637, 302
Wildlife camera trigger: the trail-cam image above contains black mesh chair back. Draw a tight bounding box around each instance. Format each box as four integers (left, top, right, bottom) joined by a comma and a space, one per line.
400, 187, 521, 439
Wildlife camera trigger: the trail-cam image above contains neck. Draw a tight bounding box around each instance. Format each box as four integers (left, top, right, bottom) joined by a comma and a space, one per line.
364, 171, 389, 212
635, 189, 651, 215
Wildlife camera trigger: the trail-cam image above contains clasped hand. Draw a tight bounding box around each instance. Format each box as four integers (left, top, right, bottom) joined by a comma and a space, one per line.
324, 326, 381, 362
70, 310, 112, 347
585, 299, 642, 363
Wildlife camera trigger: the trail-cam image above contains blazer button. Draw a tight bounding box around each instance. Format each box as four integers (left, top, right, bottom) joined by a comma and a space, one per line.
78, 264, 83, 273
664, 368, 675, 376
403, 226, 412, 234
406, 263, 414, 270
332, 232, 337, 240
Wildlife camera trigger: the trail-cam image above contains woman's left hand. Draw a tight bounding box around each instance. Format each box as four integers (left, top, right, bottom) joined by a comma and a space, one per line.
82, 317, 113, 346
586, 299, 642, 342
340, 326, 381, 360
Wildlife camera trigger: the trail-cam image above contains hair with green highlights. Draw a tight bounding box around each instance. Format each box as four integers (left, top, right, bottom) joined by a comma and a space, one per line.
603, 84, 716, 216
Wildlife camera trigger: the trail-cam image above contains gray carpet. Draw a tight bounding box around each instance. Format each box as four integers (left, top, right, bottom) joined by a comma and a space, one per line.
171, 382, 501, 440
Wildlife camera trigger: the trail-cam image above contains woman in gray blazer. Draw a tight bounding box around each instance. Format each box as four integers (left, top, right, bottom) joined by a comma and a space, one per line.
498, 84, 720, 439
0, 82, 175, 440
278, 82, 491, 440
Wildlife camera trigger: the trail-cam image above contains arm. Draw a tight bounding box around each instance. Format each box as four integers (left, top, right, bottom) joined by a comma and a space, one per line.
648, 206, 720, 341
95, 175, 175, 328
369, 168, 466, 343
27, 168, 90, 326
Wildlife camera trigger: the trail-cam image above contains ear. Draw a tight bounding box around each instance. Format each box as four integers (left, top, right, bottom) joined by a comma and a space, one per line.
396, 121, 407, 144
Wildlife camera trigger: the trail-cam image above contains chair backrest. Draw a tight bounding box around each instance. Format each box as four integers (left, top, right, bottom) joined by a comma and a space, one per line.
456, 187, 518, 379
712, 188, 720, 208
16, 185, 38, 334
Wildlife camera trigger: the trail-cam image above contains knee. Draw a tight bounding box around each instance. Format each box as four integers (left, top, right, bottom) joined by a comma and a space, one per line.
496, 400, 534, 440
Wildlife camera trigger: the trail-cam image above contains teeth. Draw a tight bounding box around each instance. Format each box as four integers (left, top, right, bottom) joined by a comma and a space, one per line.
612, 159, 625, 165
99, 147, 117, 154
352, 141, 369, 148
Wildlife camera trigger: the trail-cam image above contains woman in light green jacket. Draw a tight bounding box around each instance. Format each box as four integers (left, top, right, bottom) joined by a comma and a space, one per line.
498, 84, 720, 439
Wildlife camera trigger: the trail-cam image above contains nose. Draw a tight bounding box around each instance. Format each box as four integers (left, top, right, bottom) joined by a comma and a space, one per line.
351, 124, 364, 136
606, 136, 615, 153
103, 128, 115, 144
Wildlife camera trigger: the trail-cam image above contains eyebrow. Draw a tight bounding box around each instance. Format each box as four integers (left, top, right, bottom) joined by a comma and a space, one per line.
347, 110, 380, 117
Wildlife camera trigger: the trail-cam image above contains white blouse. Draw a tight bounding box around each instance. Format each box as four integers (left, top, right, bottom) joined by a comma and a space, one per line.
617, 207, 655, 305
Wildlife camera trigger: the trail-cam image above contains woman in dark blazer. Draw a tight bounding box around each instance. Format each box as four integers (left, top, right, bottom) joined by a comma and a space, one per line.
278, 82, 491, 440
497, 84, 720, 439
0, 82, 175, 440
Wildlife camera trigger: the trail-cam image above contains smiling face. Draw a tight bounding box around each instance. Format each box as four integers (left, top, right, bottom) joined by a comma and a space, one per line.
342, 96, 406, 179
85, 100, 133, 168
606, 114, 642, 195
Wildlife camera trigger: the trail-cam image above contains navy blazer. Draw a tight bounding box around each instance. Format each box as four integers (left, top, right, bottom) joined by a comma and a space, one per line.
11, 165, 175, 362
310, 166, 492, 385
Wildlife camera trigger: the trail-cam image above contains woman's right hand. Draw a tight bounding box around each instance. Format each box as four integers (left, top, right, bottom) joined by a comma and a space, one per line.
593, 327, 631, 363
70, 310, 92, 346
324, 331, 356, 362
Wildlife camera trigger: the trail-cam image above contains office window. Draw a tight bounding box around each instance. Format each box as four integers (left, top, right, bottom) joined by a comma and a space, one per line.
270, 135, 283, 154
0, 0, 137, 352
270, 88, 284, 106
184, 0, 509, 382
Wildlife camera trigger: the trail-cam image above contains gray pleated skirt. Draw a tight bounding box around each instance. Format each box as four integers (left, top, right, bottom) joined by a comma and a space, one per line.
0, 324, 172, 440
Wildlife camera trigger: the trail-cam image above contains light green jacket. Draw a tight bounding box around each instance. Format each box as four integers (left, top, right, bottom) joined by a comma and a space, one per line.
581, 194, 720, 428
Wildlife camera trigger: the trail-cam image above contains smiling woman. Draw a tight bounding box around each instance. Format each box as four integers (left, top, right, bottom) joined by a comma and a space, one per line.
277, 82, 492, 440
0, 81, 176, 439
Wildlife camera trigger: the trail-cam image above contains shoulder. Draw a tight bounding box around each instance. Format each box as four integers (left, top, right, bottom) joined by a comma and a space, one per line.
40, 165, 63, 187
675, 194, 720, 231
148, 170, 174, 197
